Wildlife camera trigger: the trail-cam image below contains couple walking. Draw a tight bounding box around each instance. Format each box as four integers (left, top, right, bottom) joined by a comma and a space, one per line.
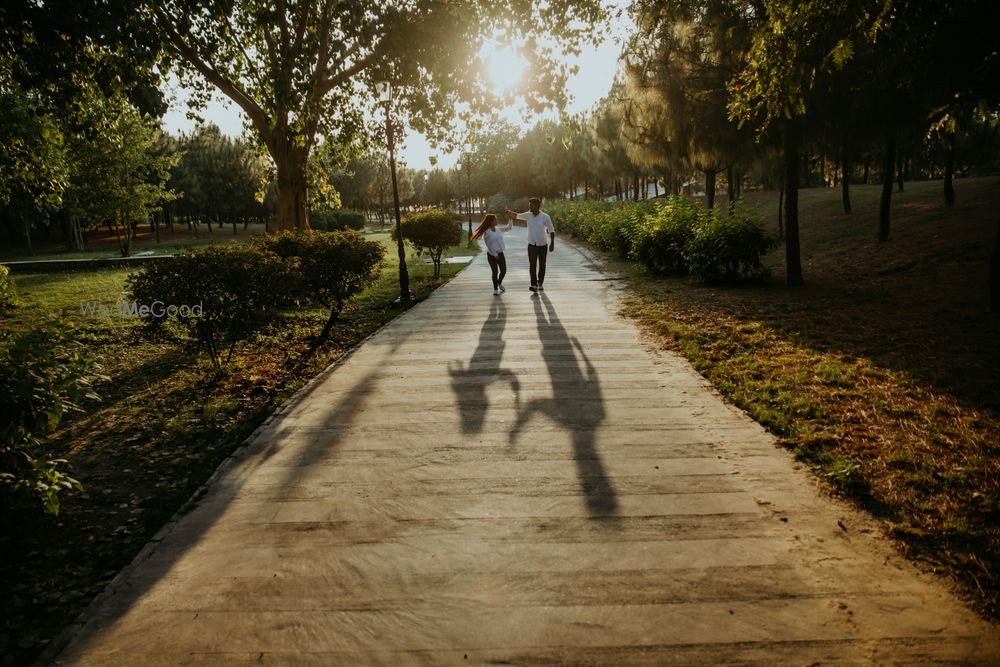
470, 197, 555, 294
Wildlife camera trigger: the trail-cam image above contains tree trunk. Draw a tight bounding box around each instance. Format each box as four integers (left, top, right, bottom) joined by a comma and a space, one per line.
320, 303, 342, 339
841, 140, 852, 214
704, 169, 716, 210
22, 216, 34, 255
784, 126, 803, 286
274, 147, 311, 232
991, 217, 1000, 312
879, 134, 896, 243
778, 180, 784, 239
154, 213, 161, 244
66, 211, 85, 252
944, 131, 956, 207
726, 165, 735, 204
897, 152, 905, 193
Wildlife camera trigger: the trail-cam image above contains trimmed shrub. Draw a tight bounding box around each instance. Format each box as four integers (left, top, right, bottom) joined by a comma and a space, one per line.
685, 204, 775, 283
127, 244, 302, 367
1, 324, 94, 517
254, 231, 385, 338
311, 209, 366, 231
547, 197, 773, 283
0, 264, 16, 313
630, 195, 700, 275
393, 209, 463, 279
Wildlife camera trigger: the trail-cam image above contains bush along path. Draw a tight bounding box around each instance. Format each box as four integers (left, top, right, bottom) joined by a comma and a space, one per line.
50, 226, 999, 665
0, 227, 474, 667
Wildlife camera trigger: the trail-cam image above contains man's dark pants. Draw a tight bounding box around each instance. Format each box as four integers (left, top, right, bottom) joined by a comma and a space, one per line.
528, 244, 548, 287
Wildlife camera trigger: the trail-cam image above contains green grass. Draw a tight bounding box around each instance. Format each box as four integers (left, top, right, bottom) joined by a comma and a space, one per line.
9, 269, 135, 327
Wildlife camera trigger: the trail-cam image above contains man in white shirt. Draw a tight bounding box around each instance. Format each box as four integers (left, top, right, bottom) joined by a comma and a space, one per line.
506, 197, 555, 292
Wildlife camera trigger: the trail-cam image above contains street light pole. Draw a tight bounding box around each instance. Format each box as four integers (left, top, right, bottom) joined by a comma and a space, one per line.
466, 155, 472, 239
377, 81, 410, 302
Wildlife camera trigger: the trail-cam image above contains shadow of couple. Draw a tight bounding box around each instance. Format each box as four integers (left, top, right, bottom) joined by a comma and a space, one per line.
448, 294, 618, 517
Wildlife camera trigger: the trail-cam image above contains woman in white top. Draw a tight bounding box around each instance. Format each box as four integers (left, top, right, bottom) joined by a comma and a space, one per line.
470, 213, 514, 295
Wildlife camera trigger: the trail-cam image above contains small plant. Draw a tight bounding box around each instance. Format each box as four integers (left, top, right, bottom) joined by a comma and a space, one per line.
393, 209, 463, 279
0, 264, 16, 313
254, 230, 385, 338
0, 323, 97, 516
826, 455, 865, 494
127, 244, 301, 368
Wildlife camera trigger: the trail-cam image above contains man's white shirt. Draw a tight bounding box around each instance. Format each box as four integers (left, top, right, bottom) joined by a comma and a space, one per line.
517, 211, 555, 246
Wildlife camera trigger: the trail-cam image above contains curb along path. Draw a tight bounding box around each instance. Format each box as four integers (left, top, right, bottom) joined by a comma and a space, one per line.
55, 226, 999, 665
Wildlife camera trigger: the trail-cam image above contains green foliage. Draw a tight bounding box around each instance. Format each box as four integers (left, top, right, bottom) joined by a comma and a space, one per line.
254, 231, 385, 337
393, 209, 463, 279
631, 196, 699, 275
65, 93, 178, 256
684, 205, 776, 283
547, 198, 773, 283
0, 91, 68, 213
0, 324, 94, 516
148, 0, 605, 230
127, 245, 301, 368
0, 264, 17, 313
168, 124, 271, 228
310, 209, 366, 231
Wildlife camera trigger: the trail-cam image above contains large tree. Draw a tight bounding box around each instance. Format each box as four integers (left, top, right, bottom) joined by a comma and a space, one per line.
623, 0, 756, 210
152, 0, 605, 231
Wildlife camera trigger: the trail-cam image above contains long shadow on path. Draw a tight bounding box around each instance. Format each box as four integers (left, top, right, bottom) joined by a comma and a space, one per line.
449, 298, 520, 434
510, 293, 618, 518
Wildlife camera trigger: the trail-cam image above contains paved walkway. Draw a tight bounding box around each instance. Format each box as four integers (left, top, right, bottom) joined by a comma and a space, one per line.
54, 228, 999, 665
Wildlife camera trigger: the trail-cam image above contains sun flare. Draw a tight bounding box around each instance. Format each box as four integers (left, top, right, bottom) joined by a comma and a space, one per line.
482, 43, 527, 94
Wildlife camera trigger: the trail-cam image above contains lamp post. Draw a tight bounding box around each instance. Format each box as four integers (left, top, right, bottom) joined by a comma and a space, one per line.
376, 80, 410, 302
464, 148, 473, 239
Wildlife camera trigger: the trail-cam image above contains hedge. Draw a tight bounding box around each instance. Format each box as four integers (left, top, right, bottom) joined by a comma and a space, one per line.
311, 209, 366, 231
546, 197, 774, 283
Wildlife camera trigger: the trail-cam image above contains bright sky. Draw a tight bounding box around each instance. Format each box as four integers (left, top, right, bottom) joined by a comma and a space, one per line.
160, 2, 630, 171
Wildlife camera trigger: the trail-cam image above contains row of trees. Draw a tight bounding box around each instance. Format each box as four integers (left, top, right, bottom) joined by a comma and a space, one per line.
404, 1, 1000, 288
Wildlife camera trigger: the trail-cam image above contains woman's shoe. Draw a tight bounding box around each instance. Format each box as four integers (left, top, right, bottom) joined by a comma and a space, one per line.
499, 284, 506, 292
493, 288, 500, 295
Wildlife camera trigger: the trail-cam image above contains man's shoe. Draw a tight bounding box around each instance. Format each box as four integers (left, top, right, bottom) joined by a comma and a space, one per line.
493, 288, 500, 295
537, 284, 544, 291
529, 285, 538, 292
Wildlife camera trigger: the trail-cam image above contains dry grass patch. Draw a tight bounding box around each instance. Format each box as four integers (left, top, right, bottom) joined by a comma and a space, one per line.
610, 177, 1000, 619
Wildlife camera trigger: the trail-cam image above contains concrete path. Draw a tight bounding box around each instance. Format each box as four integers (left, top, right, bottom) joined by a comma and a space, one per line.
54, 227, 999, 665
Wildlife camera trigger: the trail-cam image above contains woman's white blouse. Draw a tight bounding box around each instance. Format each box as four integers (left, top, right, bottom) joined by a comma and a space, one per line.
483, 221, 513, 256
